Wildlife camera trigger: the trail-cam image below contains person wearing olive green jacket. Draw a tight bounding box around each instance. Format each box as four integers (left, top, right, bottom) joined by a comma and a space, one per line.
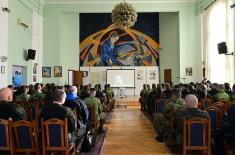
84, 88, 106, 134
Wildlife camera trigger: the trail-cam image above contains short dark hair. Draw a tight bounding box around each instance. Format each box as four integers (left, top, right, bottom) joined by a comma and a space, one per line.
53, 89, 66, 102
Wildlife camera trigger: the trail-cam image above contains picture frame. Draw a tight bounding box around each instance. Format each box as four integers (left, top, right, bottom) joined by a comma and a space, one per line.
54, 66, 62, 77
42, 67, 51, 77
33, 63, 37, 74
33, 75, 37, 82
1, 66, 5, 74
186, 67, 192, 76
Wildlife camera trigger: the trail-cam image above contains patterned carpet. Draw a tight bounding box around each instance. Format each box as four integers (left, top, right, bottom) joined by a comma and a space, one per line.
80, 127, 108, 155
105, 112, 113, 124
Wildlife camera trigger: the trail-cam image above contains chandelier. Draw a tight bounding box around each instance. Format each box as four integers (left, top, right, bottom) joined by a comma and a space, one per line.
111, 2, 137, 29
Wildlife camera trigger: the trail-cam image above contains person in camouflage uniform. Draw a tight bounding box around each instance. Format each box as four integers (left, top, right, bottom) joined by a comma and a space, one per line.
15, 85, 30, 102
142, 84, 151, 111
29, 83, 46, 101
103, 84, 115, 109
139, 84, 147, 110
84, 88, 106, 134
172, 94, 209, 148
155, 89, 185, 143
147, 83, 158, 118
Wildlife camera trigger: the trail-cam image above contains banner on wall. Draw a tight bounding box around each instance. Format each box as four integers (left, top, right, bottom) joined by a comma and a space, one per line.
79, 13, 160, 67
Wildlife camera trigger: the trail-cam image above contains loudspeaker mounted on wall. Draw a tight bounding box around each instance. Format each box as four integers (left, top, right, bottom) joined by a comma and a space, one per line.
26, 49, 36, 61
217, 42, 228, 54
217, 42, 233, 55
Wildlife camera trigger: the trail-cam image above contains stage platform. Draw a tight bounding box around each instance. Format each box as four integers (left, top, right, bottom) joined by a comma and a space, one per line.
115, 95, 140, 106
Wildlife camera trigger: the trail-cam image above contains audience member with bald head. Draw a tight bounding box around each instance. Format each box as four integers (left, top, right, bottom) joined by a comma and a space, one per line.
0, 88, 27, 121
0, 88, 13, 102
172, 94, 209, 146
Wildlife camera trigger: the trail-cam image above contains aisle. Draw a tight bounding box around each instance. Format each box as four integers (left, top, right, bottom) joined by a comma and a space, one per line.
101, 106, 171, 155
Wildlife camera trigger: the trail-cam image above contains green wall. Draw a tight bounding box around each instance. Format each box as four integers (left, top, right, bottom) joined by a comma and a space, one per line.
159, 12, 179, 83
8, 0, 42, 85
43, 2, 202, 84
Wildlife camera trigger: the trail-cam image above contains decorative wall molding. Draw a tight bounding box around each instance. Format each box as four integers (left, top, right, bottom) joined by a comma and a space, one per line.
45, 0, 197, 5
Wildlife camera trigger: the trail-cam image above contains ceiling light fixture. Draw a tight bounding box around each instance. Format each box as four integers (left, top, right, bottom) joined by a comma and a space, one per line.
111, 1, 137, 29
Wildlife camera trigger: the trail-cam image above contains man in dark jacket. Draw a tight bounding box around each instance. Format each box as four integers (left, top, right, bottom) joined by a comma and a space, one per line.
40, 89, 76, 143
0, 88, 27, 121
214, 103, 235, 155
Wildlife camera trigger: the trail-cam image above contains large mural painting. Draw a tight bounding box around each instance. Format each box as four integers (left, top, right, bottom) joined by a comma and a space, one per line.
79, 13, 160, 66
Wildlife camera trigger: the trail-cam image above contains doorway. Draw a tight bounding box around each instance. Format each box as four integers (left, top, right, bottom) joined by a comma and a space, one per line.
164, 69, 172, 83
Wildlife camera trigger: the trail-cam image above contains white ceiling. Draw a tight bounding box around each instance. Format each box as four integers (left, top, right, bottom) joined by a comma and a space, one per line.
44, 0, 197, 5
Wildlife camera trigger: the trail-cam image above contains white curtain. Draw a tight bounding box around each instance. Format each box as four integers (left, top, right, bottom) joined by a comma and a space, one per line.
203, 0, 234, 84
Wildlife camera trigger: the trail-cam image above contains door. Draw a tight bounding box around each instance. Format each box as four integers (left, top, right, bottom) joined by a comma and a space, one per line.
164, 69, 172, 83
74, 71, 83, 85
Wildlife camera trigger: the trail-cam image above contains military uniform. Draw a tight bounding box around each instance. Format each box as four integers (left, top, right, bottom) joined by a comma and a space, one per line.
29, 92, 46, 101
170, 107, 209, 146
139, 88, 147, 110
215, 91, 230, 101
84, 96, 106, 130
15, 93, 30, 102
155, 98, 185, 144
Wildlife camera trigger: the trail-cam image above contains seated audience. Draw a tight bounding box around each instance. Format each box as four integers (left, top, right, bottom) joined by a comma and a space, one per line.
0, 88, 27, 121
230, 84, 235, 101
29, 83, 46, 101
155, 89, 184, 143
84, 88, 106, 134
215, 84, 230, 101
95, 84, 107, 107
40, 89, 76, 144
214, 103, 235, 155
15, 85, 30, 102
80, 85, 90, 100
224, 82, 232, 96
163, 83, 172, 99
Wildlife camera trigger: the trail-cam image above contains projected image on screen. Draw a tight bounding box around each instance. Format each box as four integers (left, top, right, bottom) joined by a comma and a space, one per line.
107, 69, 135, 88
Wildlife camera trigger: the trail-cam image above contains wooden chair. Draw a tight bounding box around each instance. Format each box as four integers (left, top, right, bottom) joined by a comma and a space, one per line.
23, 101, 40, 121
11, 120, 39, 155
200, 98, 212, 110
86, 104, 98, 135
183, 117, 211, 155
154, 98, 166, 114
219, 100, 230, 112
41, 118, 75, 155
0, 119, 13, 155
205, 107, 219, 131
153, 99, 166, 127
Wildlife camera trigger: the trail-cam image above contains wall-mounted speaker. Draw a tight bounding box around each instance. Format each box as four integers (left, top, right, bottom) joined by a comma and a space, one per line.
27, 49, 36, 60
217, 42, 228, 54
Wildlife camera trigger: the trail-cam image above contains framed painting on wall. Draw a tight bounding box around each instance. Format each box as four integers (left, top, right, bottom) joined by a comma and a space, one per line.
54, 66, 62, 77
42, 67, 51, 77
186, 67, 192, 76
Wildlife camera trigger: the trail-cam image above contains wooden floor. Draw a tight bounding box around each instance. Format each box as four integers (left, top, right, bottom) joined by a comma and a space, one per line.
102, 105, 171, 155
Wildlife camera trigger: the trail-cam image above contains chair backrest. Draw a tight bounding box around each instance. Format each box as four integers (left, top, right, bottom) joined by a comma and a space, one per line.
41, 117, 76, 155
154, 99, 166, 113
11, 120, 39, 154
206, 108, 219, 131
41, 118, 68, 148
0, 119, 13, 154
201, 98, 211, 109
219, 100, 230, 112
86, 104, 97, 134
23, 101, 40, 121
183, 117, 211, 155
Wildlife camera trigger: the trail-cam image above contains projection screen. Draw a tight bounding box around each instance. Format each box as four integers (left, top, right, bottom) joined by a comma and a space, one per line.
106, 69, 135, 88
